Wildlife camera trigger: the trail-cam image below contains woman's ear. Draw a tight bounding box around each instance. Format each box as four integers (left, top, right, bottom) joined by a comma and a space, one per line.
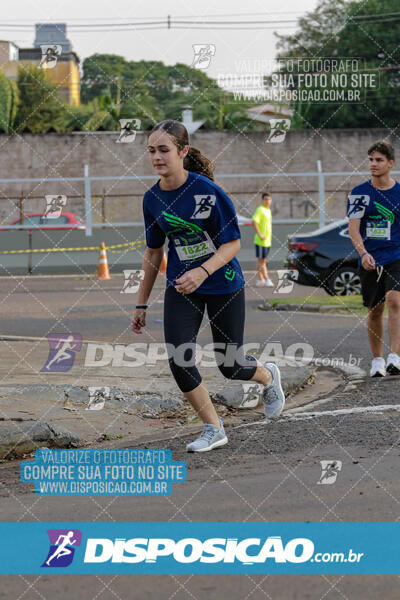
180, 144, 190, 159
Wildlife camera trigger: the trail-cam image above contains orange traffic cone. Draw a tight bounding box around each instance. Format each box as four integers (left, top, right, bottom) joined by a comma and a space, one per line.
97, 242, 111, 280
159, 252, 167, 274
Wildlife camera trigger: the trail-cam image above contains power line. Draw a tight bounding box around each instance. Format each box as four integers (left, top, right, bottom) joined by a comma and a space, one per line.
0, 10, 400, 31
0, 11, 306, 23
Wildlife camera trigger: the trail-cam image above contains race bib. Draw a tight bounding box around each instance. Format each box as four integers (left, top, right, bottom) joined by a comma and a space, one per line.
174, 231, 217, 263
366, 219, 391, 240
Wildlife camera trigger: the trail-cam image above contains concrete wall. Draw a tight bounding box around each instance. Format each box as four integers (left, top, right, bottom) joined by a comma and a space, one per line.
0, 128, 396, 226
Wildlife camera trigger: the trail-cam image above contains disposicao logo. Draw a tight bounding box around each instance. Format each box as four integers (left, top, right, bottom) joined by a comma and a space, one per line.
42, 529, 82, 568
83, 536, 314, 564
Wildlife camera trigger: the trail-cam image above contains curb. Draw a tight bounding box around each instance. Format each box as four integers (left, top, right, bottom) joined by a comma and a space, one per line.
214, 365, 314, 409
0, 365, 314, 459
258, 301, 358, 314
0, 420, 81, 460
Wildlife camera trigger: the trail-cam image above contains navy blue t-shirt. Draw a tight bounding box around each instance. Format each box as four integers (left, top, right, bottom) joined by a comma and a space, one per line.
143, 171, 245, 293
346, 179, 400, 266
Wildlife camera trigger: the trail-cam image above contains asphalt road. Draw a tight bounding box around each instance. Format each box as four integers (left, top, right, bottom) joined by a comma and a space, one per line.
0, 272, 377, 369
0, 274, 399, 599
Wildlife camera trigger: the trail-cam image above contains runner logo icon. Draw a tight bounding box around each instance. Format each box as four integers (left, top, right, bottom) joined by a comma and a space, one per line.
317, 460, 342, 485
42, 529, 82, 568
347, 195, 370, 218
41, 334, 82, 373
191, 195, 216, 219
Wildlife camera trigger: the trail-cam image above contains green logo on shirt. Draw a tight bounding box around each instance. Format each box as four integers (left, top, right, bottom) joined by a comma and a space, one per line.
162, 212, 203, 236
225, 267, 235, 281
374, 201, 395, 225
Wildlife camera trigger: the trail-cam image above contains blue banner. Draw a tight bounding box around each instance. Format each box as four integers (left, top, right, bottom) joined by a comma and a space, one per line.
0, 522, 399, 574
20, 449, 186, 496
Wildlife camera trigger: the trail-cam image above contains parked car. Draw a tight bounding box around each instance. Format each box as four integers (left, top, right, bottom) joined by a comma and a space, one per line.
284, 219, 361, 296
1, 212, 86, 231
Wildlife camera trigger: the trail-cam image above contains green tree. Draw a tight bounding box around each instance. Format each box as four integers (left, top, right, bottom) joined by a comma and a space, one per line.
0, 72, 20, 133
14, 65, 66, 133
275, 0, 400, 129
81, 53, 257, 131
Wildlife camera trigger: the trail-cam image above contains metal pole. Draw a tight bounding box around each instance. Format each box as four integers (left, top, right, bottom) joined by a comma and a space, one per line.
19, 190, 24, 227
102, 188, 106, 229
317, 160, 325, 229
84, 164, 92, 236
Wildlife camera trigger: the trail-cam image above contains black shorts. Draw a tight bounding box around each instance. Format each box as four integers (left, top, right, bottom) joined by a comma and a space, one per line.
255, 244, 270, 259
359, 258, 400, 307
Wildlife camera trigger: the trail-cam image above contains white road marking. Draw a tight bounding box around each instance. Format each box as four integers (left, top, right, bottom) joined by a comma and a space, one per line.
285, 396, 338, 414
286, 404, 400, 420
234, 404, 400, 429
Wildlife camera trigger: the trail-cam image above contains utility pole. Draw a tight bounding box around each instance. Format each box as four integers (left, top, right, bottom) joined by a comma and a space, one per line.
116, 70, 121, 117
219, 92, 226, 130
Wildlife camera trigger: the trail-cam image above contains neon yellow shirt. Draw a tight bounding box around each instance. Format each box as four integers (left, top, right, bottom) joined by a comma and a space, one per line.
252, 205, 272, 247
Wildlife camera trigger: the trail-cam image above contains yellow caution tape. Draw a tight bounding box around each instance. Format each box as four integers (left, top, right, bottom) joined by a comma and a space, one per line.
0, 240, 146, 255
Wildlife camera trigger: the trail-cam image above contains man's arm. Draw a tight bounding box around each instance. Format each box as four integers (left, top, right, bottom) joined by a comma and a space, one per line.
252, 220, 265, 240
348, 219, 375, 270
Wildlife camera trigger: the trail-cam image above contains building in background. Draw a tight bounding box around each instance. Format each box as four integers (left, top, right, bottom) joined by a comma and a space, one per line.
245, 102, 293, 125
0, 41, 19, 79
0, 24, 80, 106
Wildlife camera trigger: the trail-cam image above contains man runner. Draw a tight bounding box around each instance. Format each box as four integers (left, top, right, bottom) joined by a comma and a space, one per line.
348, 140, 400, 377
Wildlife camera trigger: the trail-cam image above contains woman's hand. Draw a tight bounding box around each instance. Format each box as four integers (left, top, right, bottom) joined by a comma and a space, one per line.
131, 308, 147, 334
175, 267, 208, 294
361, 252, 375, 270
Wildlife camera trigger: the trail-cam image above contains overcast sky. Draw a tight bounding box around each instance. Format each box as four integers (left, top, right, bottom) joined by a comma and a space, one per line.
1, 0, 318, 80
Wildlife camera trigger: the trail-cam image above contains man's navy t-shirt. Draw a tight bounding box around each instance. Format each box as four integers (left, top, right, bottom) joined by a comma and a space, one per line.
143, 171, 245, 293
346, 179, 400, 266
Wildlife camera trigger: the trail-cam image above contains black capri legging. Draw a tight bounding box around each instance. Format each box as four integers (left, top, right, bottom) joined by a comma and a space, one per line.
163, 284, 258, 392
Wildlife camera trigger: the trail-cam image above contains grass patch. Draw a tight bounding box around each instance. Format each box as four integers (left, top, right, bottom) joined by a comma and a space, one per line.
270, 295, 370, 315
102, 433, 125, 440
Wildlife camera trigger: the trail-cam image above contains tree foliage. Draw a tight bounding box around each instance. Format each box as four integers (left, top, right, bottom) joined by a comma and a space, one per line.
275, 0, 400, 128
0, 71, 20, 133
14, 65, 66, 133
81, 54, 259, 131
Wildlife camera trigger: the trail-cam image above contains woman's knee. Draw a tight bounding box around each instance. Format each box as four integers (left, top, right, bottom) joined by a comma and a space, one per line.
168, 357, 201, 392
217, 354, 257, 380
218, 364, 238, 379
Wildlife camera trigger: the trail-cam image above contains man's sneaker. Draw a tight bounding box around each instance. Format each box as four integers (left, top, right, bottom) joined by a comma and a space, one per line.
370, 357, 386, 377
263, 362, 285, 418
386, 353, 400, 375
264, 279, 274, 288
256, 280, 266, 287
186, 417, 228, 452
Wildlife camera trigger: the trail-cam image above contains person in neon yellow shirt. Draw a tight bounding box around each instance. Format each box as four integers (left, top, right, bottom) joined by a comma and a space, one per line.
252, 192, 273, 287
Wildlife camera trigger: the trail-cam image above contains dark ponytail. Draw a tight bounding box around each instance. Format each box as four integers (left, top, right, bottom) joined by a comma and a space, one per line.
184, 146, 214, 181
148, 119, 215, 181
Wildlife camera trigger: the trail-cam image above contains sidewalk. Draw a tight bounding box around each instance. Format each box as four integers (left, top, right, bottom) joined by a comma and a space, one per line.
0, 339, 315, 459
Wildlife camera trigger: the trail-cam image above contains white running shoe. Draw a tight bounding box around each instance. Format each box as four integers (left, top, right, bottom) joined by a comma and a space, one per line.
256, 280, 266, 287
264, 279, 274, 288
263, 363, 285, 418
386, 353, 400, 375
370, 357, 386, 377
186, 417, 228, 452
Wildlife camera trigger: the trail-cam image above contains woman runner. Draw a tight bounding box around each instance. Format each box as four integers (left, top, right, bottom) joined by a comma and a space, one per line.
131, 120, 285, 452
